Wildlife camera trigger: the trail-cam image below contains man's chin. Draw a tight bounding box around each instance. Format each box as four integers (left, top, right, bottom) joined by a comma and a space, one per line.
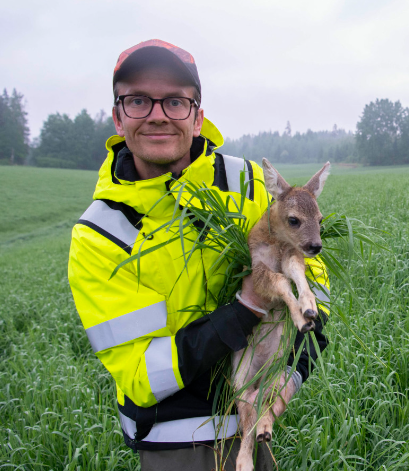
137, 154, 181, 165
132, 148, 190, 167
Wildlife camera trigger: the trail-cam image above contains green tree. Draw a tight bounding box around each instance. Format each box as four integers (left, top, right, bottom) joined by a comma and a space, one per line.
355, 99, 409, 165
0, 89, 29, 164
34, 113, 76, 168
72, 109, 96, 169
91, 110, 116, 168
398, 114, 409, 164
34, 109, 117, 169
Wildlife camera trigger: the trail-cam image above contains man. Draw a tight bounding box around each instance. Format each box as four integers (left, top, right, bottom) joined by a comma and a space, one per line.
68, 39, 330, 470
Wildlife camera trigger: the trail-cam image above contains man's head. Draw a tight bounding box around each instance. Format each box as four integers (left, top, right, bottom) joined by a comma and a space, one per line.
112, 40, 204, 179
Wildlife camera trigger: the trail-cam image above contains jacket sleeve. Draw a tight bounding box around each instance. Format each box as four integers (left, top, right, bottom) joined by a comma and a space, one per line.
68, 224, 259, 409
175, 301, 259, 386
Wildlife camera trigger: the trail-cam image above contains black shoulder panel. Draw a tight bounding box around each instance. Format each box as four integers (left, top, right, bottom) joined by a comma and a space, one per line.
245, 159, 254, 201
212, 153, 229, 192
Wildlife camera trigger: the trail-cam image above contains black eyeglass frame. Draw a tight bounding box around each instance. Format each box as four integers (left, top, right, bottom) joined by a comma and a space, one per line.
115, 95, 199, 120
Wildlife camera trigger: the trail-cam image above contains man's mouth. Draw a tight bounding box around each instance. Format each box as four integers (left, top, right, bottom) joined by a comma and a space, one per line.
142, 133, 176, 140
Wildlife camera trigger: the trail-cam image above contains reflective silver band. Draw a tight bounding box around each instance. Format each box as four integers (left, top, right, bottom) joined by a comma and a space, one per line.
118, 412, 239, 443
119, 410, 137, 439
286, 365, 303, 394
223, 155, 251, 198
79, 200, 139, 248
145, 414, 239, 443
312, 283, 330, 305
145, 337, 180, 402
86, 301, 167, 353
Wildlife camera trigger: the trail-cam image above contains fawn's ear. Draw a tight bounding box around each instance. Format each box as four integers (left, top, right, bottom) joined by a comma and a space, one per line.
303, 161, 331, 198
262, 158, 291, 200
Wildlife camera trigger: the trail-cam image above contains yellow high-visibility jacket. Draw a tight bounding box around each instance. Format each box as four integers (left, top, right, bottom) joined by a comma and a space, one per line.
68, 118, 330, 451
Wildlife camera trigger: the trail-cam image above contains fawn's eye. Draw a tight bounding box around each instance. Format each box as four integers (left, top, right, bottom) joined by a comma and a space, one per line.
319, 218, 323, 225
288, 217, 300, 227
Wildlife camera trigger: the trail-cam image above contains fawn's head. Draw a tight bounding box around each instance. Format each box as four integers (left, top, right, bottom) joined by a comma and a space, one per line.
262, 159, 331, 257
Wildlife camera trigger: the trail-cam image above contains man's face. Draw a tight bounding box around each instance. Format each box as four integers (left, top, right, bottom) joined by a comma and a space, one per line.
112, 65, 204, 170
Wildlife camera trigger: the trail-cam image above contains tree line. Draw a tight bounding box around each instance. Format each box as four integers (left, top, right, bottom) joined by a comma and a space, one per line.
221, 99, 409, 166
220, 123, 357, 165
33, 110, 116, 170
1, 89, 409, 168
0, 89, 116, 170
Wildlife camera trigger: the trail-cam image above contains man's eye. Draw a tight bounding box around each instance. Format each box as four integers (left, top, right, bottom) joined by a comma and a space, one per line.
288, 217, 300, 226
132, 99, 144, 106
169, 99, 182, 107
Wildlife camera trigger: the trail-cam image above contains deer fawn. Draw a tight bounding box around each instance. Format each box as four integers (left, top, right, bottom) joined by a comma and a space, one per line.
232, 159, 330, 471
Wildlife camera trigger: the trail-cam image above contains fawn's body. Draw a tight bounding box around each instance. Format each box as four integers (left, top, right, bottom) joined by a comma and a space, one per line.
233, 159, 330, 471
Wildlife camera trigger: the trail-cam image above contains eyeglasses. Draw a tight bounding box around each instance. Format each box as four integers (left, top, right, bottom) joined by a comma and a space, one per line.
116, 95, 198, 120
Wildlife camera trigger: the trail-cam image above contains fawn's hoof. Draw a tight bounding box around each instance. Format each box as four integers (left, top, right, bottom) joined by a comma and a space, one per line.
301, 320, 315, 333
303, 309, 317, 320
256, 431, 271, 443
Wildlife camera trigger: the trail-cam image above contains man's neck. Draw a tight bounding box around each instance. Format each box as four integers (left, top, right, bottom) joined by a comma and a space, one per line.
132, 152, 191, 180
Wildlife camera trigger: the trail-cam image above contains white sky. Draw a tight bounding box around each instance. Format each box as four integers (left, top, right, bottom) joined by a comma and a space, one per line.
2, 0, 409, 141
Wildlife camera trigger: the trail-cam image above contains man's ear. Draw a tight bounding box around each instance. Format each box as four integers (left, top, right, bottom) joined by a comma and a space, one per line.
112, 106, 125, 137
262, 158, 290, 200
193, 108, 204, 138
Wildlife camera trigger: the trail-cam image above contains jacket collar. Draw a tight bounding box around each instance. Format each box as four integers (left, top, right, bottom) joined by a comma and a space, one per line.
114, 135, 207, 183
93, 117, 224, 216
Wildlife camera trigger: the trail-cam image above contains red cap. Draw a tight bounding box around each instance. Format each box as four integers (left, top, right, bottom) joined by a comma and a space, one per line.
113, 39, 201, 104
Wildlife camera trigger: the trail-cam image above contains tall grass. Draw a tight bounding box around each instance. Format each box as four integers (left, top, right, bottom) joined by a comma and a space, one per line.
1, 165, 408, 469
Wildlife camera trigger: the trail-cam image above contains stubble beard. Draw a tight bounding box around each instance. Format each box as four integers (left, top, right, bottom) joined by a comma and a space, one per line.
130, 140, 193, 178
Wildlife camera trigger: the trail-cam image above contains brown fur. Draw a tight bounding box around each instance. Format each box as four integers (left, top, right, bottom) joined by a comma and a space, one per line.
232, 160, 330, 471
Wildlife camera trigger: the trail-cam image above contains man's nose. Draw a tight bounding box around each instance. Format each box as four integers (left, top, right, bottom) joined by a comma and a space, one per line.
148, 101, 169, 121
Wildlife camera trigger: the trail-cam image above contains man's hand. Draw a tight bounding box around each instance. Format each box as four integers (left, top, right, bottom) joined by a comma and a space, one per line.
238, 271, 275, 318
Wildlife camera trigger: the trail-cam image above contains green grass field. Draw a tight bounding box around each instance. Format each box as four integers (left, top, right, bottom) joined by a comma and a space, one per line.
1, 164, 408, 470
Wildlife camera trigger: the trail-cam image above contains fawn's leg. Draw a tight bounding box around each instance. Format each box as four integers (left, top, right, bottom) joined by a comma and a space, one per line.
282, 254, 318, 326
252, 262, 313, 332
255, 403, 273, 443
241, 387, 274, 444
249, 372, 283, 444
236, 389, 258, 471
233, 347, 261, 471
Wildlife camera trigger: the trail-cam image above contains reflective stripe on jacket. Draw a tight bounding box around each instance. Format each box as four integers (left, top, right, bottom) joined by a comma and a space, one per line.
68, 117, 330, 451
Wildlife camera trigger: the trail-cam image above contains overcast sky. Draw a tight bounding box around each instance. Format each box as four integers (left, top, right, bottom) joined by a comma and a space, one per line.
2, 0, 409, 141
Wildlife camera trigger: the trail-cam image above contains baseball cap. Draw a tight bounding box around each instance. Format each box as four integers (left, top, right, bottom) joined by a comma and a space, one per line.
113, 39, 201, 104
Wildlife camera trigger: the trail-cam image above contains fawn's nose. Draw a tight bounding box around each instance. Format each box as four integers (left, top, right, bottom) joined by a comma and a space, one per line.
307, 243, 322, 255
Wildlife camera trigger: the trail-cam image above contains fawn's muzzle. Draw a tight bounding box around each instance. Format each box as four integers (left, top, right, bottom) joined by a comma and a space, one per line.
304, 243, 322, 255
